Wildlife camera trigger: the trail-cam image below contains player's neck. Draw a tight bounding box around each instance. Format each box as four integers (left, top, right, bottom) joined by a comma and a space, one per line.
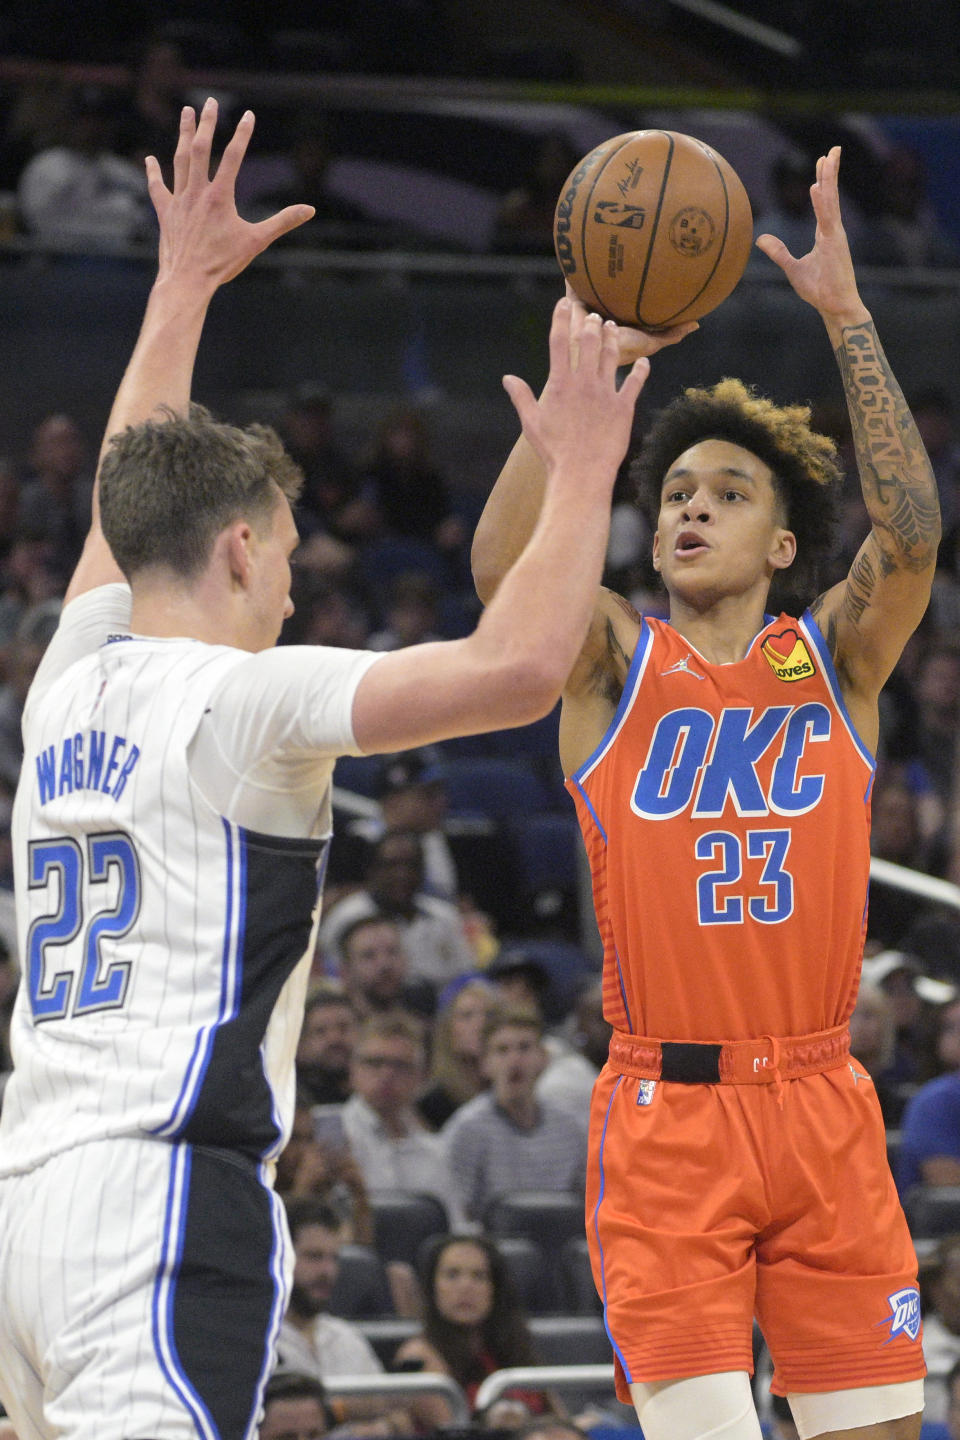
129, 574, 255, 650
666, 591, 773, 666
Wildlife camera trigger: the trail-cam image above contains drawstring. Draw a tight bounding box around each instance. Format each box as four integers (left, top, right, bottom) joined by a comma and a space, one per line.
766, 1034, 785, 1109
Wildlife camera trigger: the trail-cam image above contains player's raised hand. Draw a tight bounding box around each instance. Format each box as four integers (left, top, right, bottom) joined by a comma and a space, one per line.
564, 281, 698, 363
145, 98, 314, 294
755, 146, 868, 325
503, 298, 649, 486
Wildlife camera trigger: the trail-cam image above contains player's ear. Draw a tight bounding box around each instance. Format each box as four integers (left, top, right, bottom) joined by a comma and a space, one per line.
769, 527, 797, 571
651, 529, 662, 572
223, 520, 255, 586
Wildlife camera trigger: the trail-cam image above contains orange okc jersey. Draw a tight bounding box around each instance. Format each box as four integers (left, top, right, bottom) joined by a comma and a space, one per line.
567, 611, 875, 1041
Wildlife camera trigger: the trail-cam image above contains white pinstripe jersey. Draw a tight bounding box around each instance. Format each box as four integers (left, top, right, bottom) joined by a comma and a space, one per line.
0, 585, 381, 1176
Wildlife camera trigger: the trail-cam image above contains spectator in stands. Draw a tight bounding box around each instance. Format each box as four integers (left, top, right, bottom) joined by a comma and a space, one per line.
276, 1093, 374, 1246
297, 984, 358, 1105
753, 152, 819, 265
0, 462, 19, 571
486, 951, 552, 1017
393, 1234, 552, 1428
320, 830, 474, 990
276, 1198, 409, 1436
862, 949, 955, 1087
361, 405, 466, 556
919, 1237, 960, 1427
885, 642, 960, 864
18, 413, 94, 581
341, 1012, 464, 1225
17, 85, 151, 248
337, 915, 435, 1021
937, 1358, 960, 1440
343, 750, 458, 903
369, 573, 443, 653
249, 114, 373, 246
419, 977, 497, 1130
848, 980, 901, 1125
859, 146, 960, 270
491, 132, 579, 256
537, 980, 609, 1121
866, 767, 932, 948
0, 600, 61, 793
486, 950, 599, 1106
897, 999, 960, 1195
283, 574, 373, 650
116, 34, 192, 174
259, 1372, 330, 1440
277, 384, 374, 546
442, 1008, 588, 1225
0, 532, 61, 653
910, 388, 960, 538
510, 1422, 593, 1440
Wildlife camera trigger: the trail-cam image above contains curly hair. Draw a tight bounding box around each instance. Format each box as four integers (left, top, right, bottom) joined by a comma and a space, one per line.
632, 378, 843, 612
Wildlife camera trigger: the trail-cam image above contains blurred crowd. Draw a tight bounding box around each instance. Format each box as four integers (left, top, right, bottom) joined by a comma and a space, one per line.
0, 357, 960, 1437
1, 22, 960, 1440
0, 30, 959, 261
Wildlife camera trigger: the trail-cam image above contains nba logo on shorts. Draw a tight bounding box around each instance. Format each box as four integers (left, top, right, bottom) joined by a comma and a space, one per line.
882, 1287, 921, 1343
636, 1079, 657, 1106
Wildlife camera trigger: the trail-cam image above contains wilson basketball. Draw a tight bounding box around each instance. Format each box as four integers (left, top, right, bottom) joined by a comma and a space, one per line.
553, 130, 754, 329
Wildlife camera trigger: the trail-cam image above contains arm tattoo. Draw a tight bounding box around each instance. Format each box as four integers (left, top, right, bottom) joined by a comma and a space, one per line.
835, 322, 941, 575
809, 593, 853, 686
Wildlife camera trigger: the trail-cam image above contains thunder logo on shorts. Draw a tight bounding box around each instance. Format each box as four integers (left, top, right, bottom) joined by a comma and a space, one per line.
879, 1288, 922, 1345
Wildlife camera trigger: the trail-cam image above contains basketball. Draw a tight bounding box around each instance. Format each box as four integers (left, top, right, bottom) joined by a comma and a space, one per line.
553, 130, 754, 330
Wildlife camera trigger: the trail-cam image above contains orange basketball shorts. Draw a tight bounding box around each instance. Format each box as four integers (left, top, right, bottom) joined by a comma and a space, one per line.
586, 1059, 924, 1400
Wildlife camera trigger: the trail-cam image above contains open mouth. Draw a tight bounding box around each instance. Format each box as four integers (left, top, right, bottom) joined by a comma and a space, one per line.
675, 530, 709, 556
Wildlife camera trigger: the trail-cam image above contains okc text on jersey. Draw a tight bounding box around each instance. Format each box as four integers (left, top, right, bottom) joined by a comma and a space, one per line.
632, 703, 830, 820
35, 729, 141, 805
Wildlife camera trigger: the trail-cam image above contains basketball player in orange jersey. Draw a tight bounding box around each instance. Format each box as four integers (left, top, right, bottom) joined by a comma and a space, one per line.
471, 147, 940, 1440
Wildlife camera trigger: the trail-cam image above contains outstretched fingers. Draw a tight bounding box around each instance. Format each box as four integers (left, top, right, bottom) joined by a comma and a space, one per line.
809, 145, 842, 234
502, 373, 537, 430
214, 109, 256, 191
185, 97, 219, 194
619, 355, 650, 408
171, 105, 195, 194
546, 296, 575, 373
754, 231, 796, 272
251, 203, 316, 248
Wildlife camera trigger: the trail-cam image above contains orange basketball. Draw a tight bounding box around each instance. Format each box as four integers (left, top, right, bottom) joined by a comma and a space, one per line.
553, 130, 754, 329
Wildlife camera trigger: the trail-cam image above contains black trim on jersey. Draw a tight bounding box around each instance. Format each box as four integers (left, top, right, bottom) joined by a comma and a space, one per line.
179, 825, 327, 1158
170, 1147, 279, 1439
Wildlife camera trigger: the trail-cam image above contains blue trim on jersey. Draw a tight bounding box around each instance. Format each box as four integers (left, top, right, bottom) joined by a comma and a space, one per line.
152, 820, 245, 1140
245, 1168, 292, 1440
571, 617, 652, 784
800, 610, 876, 775
571, 778, 607, 844
153, 1145, 222, 1440
614, 950, 633, 1034
593, 1076, 632, 1383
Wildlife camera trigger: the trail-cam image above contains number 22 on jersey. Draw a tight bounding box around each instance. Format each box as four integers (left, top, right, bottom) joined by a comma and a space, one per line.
27, 831, 141, 1021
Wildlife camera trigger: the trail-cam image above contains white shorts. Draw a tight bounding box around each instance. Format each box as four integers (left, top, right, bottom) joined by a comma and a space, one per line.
0, 1137, 291, 1440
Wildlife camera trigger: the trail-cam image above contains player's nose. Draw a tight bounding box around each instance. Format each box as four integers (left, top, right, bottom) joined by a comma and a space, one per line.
682, 489, 714, 521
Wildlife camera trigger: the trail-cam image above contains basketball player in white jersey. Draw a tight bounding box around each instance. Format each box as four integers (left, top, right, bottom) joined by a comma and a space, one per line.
0, 101, 658, 1440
